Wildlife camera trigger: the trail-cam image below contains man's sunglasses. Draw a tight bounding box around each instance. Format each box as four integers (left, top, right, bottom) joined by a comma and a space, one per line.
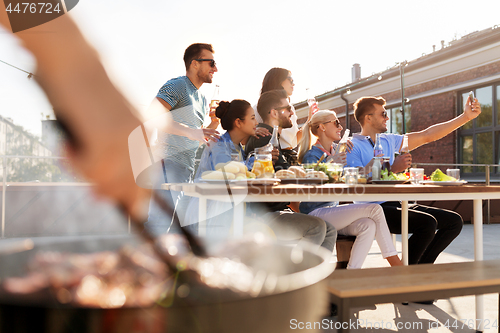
275, 105, 292, 112
195, 59, 216, 68
367, 111, 388, 118
322, 119, 342, 128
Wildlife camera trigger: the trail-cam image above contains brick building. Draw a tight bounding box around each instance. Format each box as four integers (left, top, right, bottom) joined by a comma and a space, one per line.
294, 25, 500, 181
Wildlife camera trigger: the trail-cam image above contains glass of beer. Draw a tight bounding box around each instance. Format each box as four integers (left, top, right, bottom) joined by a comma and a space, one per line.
209, 100, 219, 119
336, 142, 347, 154
209, 85, 220, 121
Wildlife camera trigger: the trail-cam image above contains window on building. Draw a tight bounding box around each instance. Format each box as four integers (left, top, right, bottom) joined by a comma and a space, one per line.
458, 83, 499, 177
386, 105, 411, 134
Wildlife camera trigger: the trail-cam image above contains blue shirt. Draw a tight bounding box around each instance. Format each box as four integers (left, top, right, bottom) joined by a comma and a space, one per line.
346, 132, 403, 204
302, 145, 329, 164
346, 133, 404, 169
184, 132, 246, 228
299, 145, 339, 215
157, 76, 208, 172
194, 131, 247, 180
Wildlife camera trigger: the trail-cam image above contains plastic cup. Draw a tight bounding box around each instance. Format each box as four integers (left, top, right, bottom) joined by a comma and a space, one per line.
344, 167, 359, 185
327, 163, 343, 182
410, 168, 424, 184
446, 168, 460, 181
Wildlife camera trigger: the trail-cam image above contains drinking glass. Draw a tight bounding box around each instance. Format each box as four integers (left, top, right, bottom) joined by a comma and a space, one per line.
327, 163, 343, 182
382, 158, 391, 171
344, 167, 359, 185
446, 169, 460, 181
409, 168, 424, 184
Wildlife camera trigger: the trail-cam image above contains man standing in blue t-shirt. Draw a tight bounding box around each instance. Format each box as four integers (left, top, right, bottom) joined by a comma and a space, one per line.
347, 96, 481, 270
145, 43, 221, 235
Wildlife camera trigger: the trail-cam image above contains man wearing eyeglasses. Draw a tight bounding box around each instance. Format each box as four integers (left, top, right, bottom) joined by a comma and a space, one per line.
346, 96, 481, 275
244, 89, 337, 253
145, 43, 221, 235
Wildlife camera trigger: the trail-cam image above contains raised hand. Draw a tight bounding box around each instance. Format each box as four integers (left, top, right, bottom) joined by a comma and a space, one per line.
464, 97, 481, 120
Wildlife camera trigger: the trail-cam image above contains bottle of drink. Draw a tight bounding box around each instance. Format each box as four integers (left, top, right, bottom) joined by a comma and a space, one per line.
400, 135, 409, 154
306, 88, 319, 115
335, 129, 350, 154
372, 157, 382, 181
400, 135, 409, 172
209, 85, 220, 120
374, 133, 384, 157
270, 125, 279, 149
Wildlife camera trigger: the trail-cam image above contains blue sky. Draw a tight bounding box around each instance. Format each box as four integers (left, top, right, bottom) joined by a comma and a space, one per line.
1, 0, 499, 137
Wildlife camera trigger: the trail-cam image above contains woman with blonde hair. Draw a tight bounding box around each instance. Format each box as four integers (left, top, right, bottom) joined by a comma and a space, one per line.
297, 110, 402, 269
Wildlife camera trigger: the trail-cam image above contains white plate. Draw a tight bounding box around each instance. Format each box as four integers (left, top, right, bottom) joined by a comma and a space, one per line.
200, 178, 281, 185
199, 179, 236, 184
372, 180, 410, 185
420, 180, 467, 185
233, 178, 281, 186
279, 178, 326, 185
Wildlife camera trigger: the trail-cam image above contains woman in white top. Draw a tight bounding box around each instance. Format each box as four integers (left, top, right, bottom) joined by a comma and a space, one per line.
255, 68, 313, 150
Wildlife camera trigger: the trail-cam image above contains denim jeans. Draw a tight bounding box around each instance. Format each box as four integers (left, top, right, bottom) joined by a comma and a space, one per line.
144, 159, 193, 236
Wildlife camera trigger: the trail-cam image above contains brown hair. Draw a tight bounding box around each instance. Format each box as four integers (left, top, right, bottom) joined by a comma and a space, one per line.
261, 68, 290, 95
215, 100, 251, 131
256, 89, 288, 121
183, 43, 214, 70
353, 96, 386, 125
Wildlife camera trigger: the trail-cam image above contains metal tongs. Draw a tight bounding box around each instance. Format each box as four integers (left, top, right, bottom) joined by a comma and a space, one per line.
54, 117, 207, 274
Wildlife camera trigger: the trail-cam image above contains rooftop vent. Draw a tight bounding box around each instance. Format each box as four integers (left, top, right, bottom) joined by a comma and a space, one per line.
351, 63, 361, 82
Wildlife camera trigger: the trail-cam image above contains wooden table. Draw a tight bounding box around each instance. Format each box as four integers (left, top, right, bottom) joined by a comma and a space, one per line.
166, 182, 500, 331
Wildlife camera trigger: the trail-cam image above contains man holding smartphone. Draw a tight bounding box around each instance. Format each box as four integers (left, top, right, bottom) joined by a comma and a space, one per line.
347, 95, 481, 272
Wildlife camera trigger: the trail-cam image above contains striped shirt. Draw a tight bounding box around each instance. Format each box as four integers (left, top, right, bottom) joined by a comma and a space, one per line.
157, 76, 208, 171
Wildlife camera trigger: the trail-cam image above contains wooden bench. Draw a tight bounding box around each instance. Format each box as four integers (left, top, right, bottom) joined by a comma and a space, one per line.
327, 260, 500, 332
335, 235, 356, 269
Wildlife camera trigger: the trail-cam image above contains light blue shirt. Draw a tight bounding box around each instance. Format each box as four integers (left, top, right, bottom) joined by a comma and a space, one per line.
302, 145, 328, 164
184, 132, 246, 229
194, 131, 247, 180
346, 132, 404, 204
299, 145, 339, 215
346, 133, 404, 168
157, 76, 208, 172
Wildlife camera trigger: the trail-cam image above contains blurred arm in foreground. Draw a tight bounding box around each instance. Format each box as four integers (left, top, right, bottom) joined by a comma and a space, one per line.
0, 9, 196, 220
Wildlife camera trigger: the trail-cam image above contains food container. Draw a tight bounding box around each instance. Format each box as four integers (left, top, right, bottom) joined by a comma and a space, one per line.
251, 147, 274, 178
0, 234, 334, 333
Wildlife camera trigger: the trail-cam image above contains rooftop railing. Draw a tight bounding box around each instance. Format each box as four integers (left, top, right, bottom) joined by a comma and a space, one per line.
1, 156, 499, 237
